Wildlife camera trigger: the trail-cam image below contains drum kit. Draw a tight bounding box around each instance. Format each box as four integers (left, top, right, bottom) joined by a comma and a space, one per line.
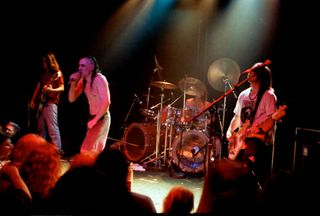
120, 57, 241, 175
122, 75, 224, 175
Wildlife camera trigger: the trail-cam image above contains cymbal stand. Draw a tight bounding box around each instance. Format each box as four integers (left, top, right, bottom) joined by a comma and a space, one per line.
145, 61, 159, 122
214, 77, 238, 139
146, 86, 151, 109
188, 74, 255, 176
163, 119, 170, 167
175, 77, 188, 170
221, 77, 238, 132
154, 88, 165, 168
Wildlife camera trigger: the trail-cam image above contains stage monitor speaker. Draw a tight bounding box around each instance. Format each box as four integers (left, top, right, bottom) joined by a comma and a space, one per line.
293, 127, 320, 176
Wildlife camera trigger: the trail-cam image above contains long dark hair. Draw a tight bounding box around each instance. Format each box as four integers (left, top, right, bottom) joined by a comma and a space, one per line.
87, 56, 101, 88
43, 52, 60, 74
255, 64, 272, 96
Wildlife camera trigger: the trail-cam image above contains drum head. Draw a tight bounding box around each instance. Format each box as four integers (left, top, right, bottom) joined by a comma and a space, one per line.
124, 123, 156, 162
172, 130, 209, 173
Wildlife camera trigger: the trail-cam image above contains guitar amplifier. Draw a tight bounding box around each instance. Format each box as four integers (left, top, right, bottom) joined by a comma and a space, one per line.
293, 127, 320, 176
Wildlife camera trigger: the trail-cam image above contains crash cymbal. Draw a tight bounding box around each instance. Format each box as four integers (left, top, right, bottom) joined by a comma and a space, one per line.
207, 58, 240, 92
150, 81, 177, 90
178, 77, 207, 97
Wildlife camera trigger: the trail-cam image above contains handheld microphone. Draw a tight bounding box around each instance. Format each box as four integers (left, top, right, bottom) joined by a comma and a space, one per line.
191, 146, 200, 157
68, 71, 81, 84
242, 59, 272, 74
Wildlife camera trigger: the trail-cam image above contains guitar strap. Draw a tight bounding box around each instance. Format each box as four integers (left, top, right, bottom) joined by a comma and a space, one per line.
250, 91, 264, 125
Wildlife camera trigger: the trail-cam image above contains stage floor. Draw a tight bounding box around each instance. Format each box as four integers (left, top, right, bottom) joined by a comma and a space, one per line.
131, 165, 204, 213
61, 159, 205, 213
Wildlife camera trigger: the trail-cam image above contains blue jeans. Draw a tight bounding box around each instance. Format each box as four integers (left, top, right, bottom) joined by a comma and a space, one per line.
37, 103, 62, 151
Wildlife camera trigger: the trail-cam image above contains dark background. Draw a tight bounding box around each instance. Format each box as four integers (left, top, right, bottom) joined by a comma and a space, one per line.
1, 0, 319, 171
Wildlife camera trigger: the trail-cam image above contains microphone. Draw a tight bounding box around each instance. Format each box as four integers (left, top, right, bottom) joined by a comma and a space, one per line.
191, 146, 200, 157
242, 59, 272, 74
133, 94, 143, 105
68, 71, 81, 84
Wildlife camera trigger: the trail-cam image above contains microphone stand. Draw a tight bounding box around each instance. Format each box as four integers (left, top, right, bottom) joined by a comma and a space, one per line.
189, 74, 253, 123
188, 74, 254, 176
121, 98, 137, 136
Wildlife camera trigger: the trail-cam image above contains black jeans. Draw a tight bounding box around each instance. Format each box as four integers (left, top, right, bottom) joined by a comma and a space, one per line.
240, 137, 272, 186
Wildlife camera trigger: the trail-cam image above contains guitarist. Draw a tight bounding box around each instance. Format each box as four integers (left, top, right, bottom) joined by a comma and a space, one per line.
226, 61, 278, 186
30, 52, 64, 155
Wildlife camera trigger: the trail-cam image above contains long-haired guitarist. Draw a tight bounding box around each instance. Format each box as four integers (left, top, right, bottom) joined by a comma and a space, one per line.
226, 61, 285, 186
30, 52, 64, 155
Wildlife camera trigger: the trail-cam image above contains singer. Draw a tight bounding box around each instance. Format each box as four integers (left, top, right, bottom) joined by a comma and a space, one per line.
30, 52, 64, 156
68, 56, 111, 153
226, 61, 278, 186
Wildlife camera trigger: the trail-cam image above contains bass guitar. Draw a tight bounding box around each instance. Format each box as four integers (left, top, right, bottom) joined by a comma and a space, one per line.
228, 105, 287, 160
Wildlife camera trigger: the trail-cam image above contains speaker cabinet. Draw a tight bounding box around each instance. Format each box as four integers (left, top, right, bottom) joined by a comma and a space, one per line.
293, 127, 320, 176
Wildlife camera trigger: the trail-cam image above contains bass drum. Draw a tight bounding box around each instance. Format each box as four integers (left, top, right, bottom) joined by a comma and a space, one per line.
172, 130, 209, 173
123, 123, 157, 162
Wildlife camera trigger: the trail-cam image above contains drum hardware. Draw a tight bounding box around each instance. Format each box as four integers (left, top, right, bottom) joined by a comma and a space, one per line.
141, 87, 167, 168
207, 58, 240, 132
150, 81, 177, 90
178, 76, 207, 97
149, 97, 172, 110
140, 108, 157, 119
207, 58, 240, 92
146, 79, 179, 168
141, 56, 178, 167
120, 94, 143, 135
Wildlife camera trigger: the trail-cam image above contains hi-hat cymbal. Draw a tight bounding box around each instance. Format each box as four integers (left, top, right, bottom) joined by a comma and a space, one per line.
207, 58, 240, 92
178, 77, 207, 96
150, 81, 177, 90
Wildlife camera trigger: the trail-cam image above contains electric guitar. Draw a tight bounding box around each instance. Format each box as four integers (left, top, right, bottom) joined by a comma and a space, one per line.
228, 105, 287, 160
35, 72, 61, 119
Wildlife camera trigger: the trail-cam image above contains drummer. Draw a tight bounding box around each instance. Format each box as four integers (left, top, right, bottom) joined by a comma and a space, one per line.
183, 91, 212, 131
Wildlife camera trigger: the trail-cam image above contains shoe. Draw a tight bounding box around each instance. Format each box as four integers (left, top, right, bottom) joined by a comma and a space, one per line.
132, 163, 146, 171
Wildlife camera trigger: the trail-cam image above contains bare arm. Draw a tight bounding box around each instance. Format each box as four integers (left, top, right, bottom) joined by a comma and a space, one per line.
68, 77, 84, 103
226, 114, 241, 141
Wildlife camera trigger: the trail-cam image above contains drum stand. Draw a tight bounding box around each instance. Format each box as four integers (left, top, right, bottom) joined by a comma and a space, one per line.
142, 89, 165, 168
142, 101, 177, 168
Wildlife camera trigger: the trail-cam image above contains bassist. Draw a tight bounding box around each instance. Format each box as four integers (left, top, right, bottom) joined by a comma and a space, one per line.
226, 61, 280, 186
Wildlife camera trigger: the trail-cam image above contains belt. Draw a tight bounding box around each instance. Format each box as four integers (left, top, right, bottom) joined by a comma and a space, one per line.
90, 111, 109, 121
